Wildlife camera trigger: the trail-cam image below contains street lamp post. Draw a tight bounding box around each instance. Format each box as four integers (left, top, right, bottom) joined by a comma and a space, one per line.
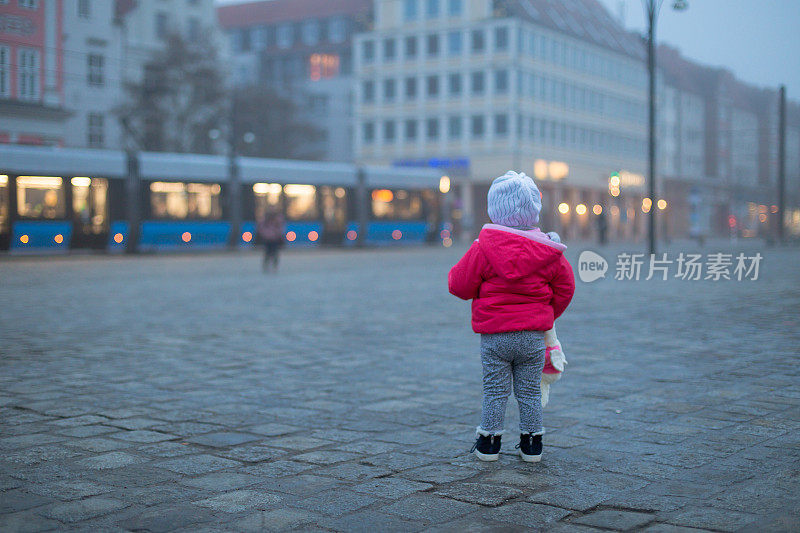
223, 93, 254, 250
644, 0, 687, 255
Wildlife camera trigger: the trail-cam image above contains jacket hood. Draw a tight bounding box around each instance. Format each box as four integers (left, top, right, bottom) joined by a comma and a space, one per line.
478, 224, 566, 280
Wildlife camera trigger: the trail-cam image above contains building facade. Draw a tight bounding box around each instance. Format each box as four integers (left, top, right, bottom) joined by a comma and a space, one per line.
1, 0, 221, 151
217, 0, 372, 162
354, 0, 651, 240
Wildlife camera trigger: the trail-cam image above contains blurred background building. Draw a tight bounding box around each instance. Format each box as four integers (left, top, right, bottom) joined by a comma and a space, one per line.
1, 0, 799, 243
217, 0, 372, 161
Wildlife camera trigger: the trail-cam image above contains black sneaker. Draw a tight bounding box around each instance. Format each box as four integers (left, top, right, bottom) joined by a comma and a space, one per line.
471, 434, 502, 461
516, 433, 542, 462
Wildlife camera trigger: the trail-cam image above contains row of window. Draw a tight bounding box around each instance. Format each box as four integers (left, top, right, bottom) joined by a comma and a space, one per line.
155, 12, 203, 42
360, 70, 645, 122
403, 0, 463, 20
361, 115, 646, 156
361, 26, 644, 88
362, 26, 509, 62
230, 16, 349, 53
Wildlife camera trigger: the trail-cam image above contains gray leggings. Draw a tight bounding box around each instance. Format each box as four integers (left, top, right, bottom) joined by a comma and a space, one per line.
479, 330, 546, 435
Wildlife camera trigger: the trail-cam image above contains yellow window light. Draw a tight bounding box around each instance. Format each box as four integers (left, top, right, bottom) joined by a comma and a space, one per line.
253, 182, 282, 195
558, 202, 569, 214
150, 182, 185, 193
657, 199, 667, 210
575, 204, 587, 215
0, 175, 9, 185
71, 177, 91, 187
439, 176, 450, 194
335, 187, 346, 198
18, 176, 62, 188
372, 189, 394, 202
284, 184, 316, 196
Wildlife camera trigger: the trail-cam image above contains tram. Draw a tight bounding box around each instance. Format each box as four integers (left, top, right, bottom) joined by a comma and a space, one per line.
0, 145, 443, 253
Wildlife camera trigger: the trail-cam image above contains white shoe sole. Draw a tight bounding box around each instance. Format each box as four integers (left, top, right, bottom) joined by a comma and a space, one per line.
473, 449, 500, 461
519, 449, 542, 462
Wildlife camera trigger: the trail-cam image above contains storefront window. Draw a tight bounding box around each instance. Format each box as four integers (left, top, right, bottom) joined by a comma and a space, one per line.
17, 176, 65, 219
253, 182, 282, 219
0, 175, 8, 231
72, 177, 108, 234
284, 184, 318, 220
372, 189, 423, 220
150, 181, 222, 219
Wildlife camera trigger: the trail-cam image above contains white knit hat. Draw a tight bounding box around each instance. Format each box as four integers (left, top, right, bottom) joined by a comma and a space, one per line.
487, 171, 542, 228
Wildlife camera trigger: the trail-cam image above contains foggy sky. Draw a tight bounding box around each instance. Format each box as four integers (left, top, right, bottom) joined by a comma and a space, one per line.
598, 0, 800, 99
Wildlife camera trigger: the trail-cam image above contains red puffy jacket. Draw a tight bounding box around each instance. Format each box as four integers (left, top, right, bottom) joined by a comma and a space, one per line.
448, 224, 575, 333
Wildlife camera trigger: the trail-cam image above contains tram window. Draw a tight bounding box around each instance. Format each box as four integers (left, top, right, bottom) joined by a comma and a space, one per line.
72, 177, 108, 233
320, 186, 347, 227
372, 189, 423, 220
284, 184, 318, 220
0, 175, 8, 231
17, 176, 65, 219
253, 182, 282, 218
150, 182, 222, 219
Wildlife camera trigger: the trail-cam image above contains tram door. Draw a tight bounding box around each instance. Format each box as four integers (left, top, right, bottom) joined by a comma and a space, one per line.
0, 174, 9, 250
319, 186, 348, 244
70, 177, 109, 249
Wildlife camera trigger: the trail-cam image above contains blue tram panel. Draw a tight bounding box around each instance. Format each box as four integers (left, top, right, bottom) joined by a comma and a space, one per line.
11, 221, 72, 252
138, 221, 232, 251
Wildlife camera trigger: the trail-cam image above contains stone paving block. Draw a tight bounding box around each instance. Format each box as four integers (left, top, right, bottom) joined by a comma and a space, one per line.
351, 477, 433, 499
0, 489, 54, 514
360, 452, 435, 472
292, 449, 363, 465
573, 509, 655, 530
292, 489, 381, 517
268, 434, 335, 451
383, 493, 480, 523
151, 421, 224, 436
108, 429, 175, 443
188, 432, 262, 447
105, 417, 164, 430
56, 424, 115, 438
38, 495, 129, 523
659, 505, 762, 531
155, 454, 240, 475
192, 489, 282, 513
65, 437, 131, 453
117, 503, 218, 532
26, 479, 114, 501
213, 444, 286, 463
47, 415, 109, 427
180, 472, 260, 491
241, 459, 315, 478
639, 524, 717, 532
397, 463, 480, 484
0, 511, 62, 533
315, 462, 394, 482
323, 508, 428, 533
136, 441, 196, 457
76, 451, 145, 470
482, 502, 572, 527
0, 433, 67, 450
231, 508, 324, 532
260, 474, 344, 496
246, 422, 302, 437
4, 445, 84, 465
434, 483, 523, 507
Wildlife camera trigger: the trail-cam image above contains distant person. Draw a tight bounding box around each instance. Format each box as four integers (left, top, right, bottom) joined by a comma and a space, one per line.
597, 208, 608, 245
448, 171, 575, 463
257, 208, 285, 273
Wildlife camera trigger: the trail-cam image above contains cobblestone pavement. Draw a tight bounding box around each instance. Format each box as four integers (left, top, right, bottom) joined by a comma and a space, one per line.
1, 240, 799, 532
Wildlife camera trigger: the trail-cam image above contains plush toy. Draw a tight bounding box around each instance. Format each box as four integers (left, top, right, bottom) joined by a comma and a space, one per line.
541, 326, 567, 407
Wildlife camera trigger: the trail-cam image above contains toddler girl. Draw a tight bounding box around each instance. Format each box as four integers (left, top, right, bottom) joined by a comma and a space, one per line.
448, 171, 575, 462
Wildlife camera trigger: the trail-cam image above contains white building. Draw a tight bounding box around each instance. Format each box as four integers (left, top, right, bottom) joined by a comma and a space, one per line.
354, 0, 650, 240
